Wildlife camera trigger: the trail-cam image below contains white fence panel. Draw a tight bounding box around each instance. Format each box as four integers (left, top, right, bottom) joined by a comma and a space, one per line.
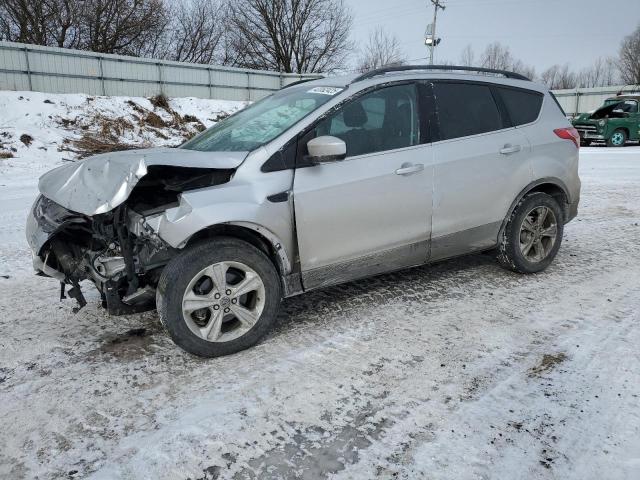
552, 85, 637, 116
0, 41, 320, 100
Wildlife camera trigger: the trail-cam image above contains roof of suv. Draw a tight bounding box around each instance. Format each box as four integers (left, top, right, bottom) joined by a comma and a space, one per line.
295, 65, 547, 93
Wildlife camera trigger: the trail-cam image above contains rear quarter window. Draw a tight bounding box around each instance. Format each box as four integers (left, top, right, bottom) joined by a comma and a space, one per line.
497, 87, 544, 126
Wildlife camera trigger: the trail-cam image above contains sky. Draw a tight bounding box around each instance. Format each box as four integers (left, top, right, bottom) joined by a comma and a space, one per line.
345, 0, 640, 74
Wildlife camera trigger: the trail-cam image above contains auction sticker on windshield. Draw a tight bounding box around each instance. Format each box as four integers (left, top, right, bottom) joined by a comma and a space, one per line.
307, 87, 344, 95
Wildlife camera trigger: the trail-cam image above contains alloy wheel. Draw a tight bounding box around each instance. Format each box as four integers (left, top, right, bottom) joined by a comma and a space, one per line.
519, 206, 558, 263
182, 261, 266, 342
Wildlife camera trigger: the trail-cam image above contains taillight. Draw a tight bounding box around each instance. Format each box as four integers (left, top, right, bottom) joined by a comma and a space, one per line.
554, 127, 580, 149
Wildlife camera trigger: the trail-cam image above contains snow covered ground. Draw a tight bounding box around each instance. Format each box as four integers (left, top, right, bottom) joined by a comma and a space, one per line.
0, 90, 245, 176
1, 92, 639, 479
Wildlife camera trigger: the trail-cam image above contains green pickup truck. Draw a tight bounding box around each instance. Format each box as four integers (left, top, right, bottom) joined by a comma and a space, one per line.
572, 94, 640, 147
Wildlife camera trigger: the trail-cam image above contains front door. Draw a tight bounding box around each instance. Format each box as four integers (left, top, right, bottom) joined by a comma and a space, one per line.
293, 83, 433, 290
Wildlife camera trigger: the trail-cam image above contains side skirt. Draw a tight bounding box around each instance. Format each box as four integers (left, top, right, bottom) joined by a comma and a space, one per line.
300, 240, 429, 291
430, 221, 501, 262
289, 222, 501, 295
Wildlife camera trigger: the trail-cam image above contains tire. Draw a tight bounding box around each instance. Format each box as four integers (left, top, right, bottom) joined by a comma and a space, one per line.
156, 237, 281, 357
498, 192, 564, 274
607, 129, 627, 147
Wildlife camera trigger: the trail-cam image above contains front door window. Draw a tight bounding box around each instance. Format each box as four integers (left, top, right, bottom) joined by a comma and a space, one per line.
313, 83, 420, 157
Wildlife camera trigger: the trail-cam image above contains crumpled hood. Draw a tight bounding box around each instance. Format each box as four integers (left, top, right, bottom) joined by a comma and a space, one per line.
38, 147, 247, 216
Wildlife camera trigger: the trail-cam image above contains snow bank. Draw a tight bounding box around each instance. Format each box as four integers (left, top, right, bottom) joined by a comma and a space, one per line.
0, 91, 247, 177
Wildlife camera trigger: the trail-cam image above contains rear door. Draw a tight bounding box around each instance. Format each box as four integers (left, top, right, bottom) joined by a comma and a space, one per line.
293, 82, 433, 289
429, 81, 533, 260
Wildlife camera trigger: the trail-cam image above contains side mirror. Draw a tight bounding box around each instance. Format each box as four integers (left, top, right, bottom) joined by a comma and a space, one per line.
306, 136, 346, 164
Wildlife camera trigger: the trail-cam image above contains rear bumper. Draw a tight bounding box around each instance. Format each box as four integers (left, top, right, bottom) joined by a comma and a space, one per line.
567, 199, 579, 223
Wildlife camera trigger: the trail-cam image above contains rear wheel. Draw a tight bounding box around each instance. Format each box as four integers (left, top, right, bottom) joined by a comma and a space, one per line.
157, 237, 281, 357
498, 192, 564, 274
607, 129, 627, 147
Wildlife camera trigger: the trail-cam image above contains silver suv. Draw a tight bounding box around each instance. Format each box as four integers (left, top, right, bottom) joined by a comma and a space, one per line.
27, 65, 581, 357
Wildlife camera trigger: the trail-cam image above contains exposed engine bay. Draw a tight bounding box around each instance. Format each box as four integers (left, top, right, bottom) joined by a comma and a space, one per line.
589, 100, 637, 119
30, 165, 234, 314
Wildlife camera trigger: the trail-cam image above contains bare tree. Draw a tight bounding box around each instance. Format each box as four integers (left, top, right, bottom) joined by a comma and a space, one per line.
540, 64, 577, 90
576, 57, 619, 88
510, 59, 535, 80
459, 44, 475, 67
478, 42, 535, 78
226, 0, 353, 73
80, 0, 169, 55
165, 0, 227, 63
618, 23, 640, 85
356, 27, 405, 73
479, 42, 513, 70
0, 0, 83, 47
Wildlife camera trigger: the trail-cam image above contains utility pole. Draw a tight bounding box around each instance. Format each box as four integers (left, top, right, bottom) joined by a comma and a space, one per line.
427, 0, 446, 65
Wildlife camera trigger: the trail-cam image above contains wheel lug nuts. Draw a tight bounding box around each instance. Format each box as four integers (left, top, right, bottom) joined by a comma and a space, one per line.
213, 305, 220, 310
231, 298, 237, 304
224, 307, 230, 313
214, 293, 220, 299
225, 289, 232, 295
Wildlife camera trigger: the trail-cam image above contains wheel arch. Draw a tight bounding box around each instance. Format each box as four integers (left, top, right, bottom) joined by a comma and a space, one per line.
184, 222, 292, 278
609, 126, 629, 140
499, 179, 571, 239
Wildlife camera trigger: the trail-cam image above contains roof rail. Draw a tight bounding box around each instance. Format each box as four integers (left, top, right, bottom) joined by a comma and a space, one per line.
352, 65, 531, 83
280, 77, 318, 90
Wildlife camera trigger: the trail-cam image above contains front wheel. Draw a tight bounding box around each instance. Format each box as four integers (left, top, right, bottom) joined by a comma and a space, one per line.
156, 237, 282, 357
607, 129, 627, 147
498, 192, 564, 274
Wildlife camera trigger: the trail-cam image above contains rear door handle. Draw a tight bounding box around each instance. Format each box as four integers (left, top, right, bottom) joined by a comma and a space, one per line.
500, 144, 522, 155
395, 163, 424, 176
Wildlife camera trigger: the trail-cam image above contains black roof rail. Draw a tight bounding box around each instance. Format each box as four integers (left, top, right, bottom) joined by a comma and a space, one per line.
352, 65, 531, 83
280, 77, 319, 90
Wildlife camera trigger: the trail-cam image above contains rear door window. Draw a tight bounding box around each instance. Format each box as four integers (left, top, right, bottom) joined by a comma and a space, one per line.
497, 87, 544, 126
433, 82, 503, 140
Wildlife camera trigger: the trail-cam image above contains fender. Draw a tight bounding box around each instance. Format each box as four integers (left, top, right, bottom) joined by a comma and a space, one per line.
223, 221, 293, 274
142, 191, 296, 275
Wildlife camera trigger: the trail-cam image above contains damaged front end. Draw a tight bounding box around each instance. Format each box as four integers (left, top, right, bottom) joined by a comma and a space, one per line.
28, 195, 171, 314
27, 148, 242, 314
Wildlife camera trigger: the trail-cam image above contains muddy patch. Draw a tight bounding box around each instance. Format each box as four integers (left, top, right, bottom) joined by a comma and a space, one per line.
98, 328, 157, 359
529, 353, 567, 377
225, 404, 392, 479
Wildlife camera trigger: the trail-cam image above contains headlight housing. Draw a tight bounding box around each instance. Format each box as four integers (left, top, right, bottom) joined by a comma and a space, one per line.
33, 195, 85, 232
598, 119, 606, 127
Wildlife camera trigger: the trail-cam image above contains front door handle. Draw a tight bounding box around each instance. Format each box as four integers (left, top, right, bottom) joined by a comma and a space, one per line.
395, 163, 424, 176
500, 144, 522, 155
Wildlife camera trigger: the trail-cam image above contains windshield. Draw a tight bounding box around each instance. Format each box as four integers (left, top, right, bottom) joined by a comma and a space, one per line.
603, 99, 638, 113
182, 85, 344, 152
